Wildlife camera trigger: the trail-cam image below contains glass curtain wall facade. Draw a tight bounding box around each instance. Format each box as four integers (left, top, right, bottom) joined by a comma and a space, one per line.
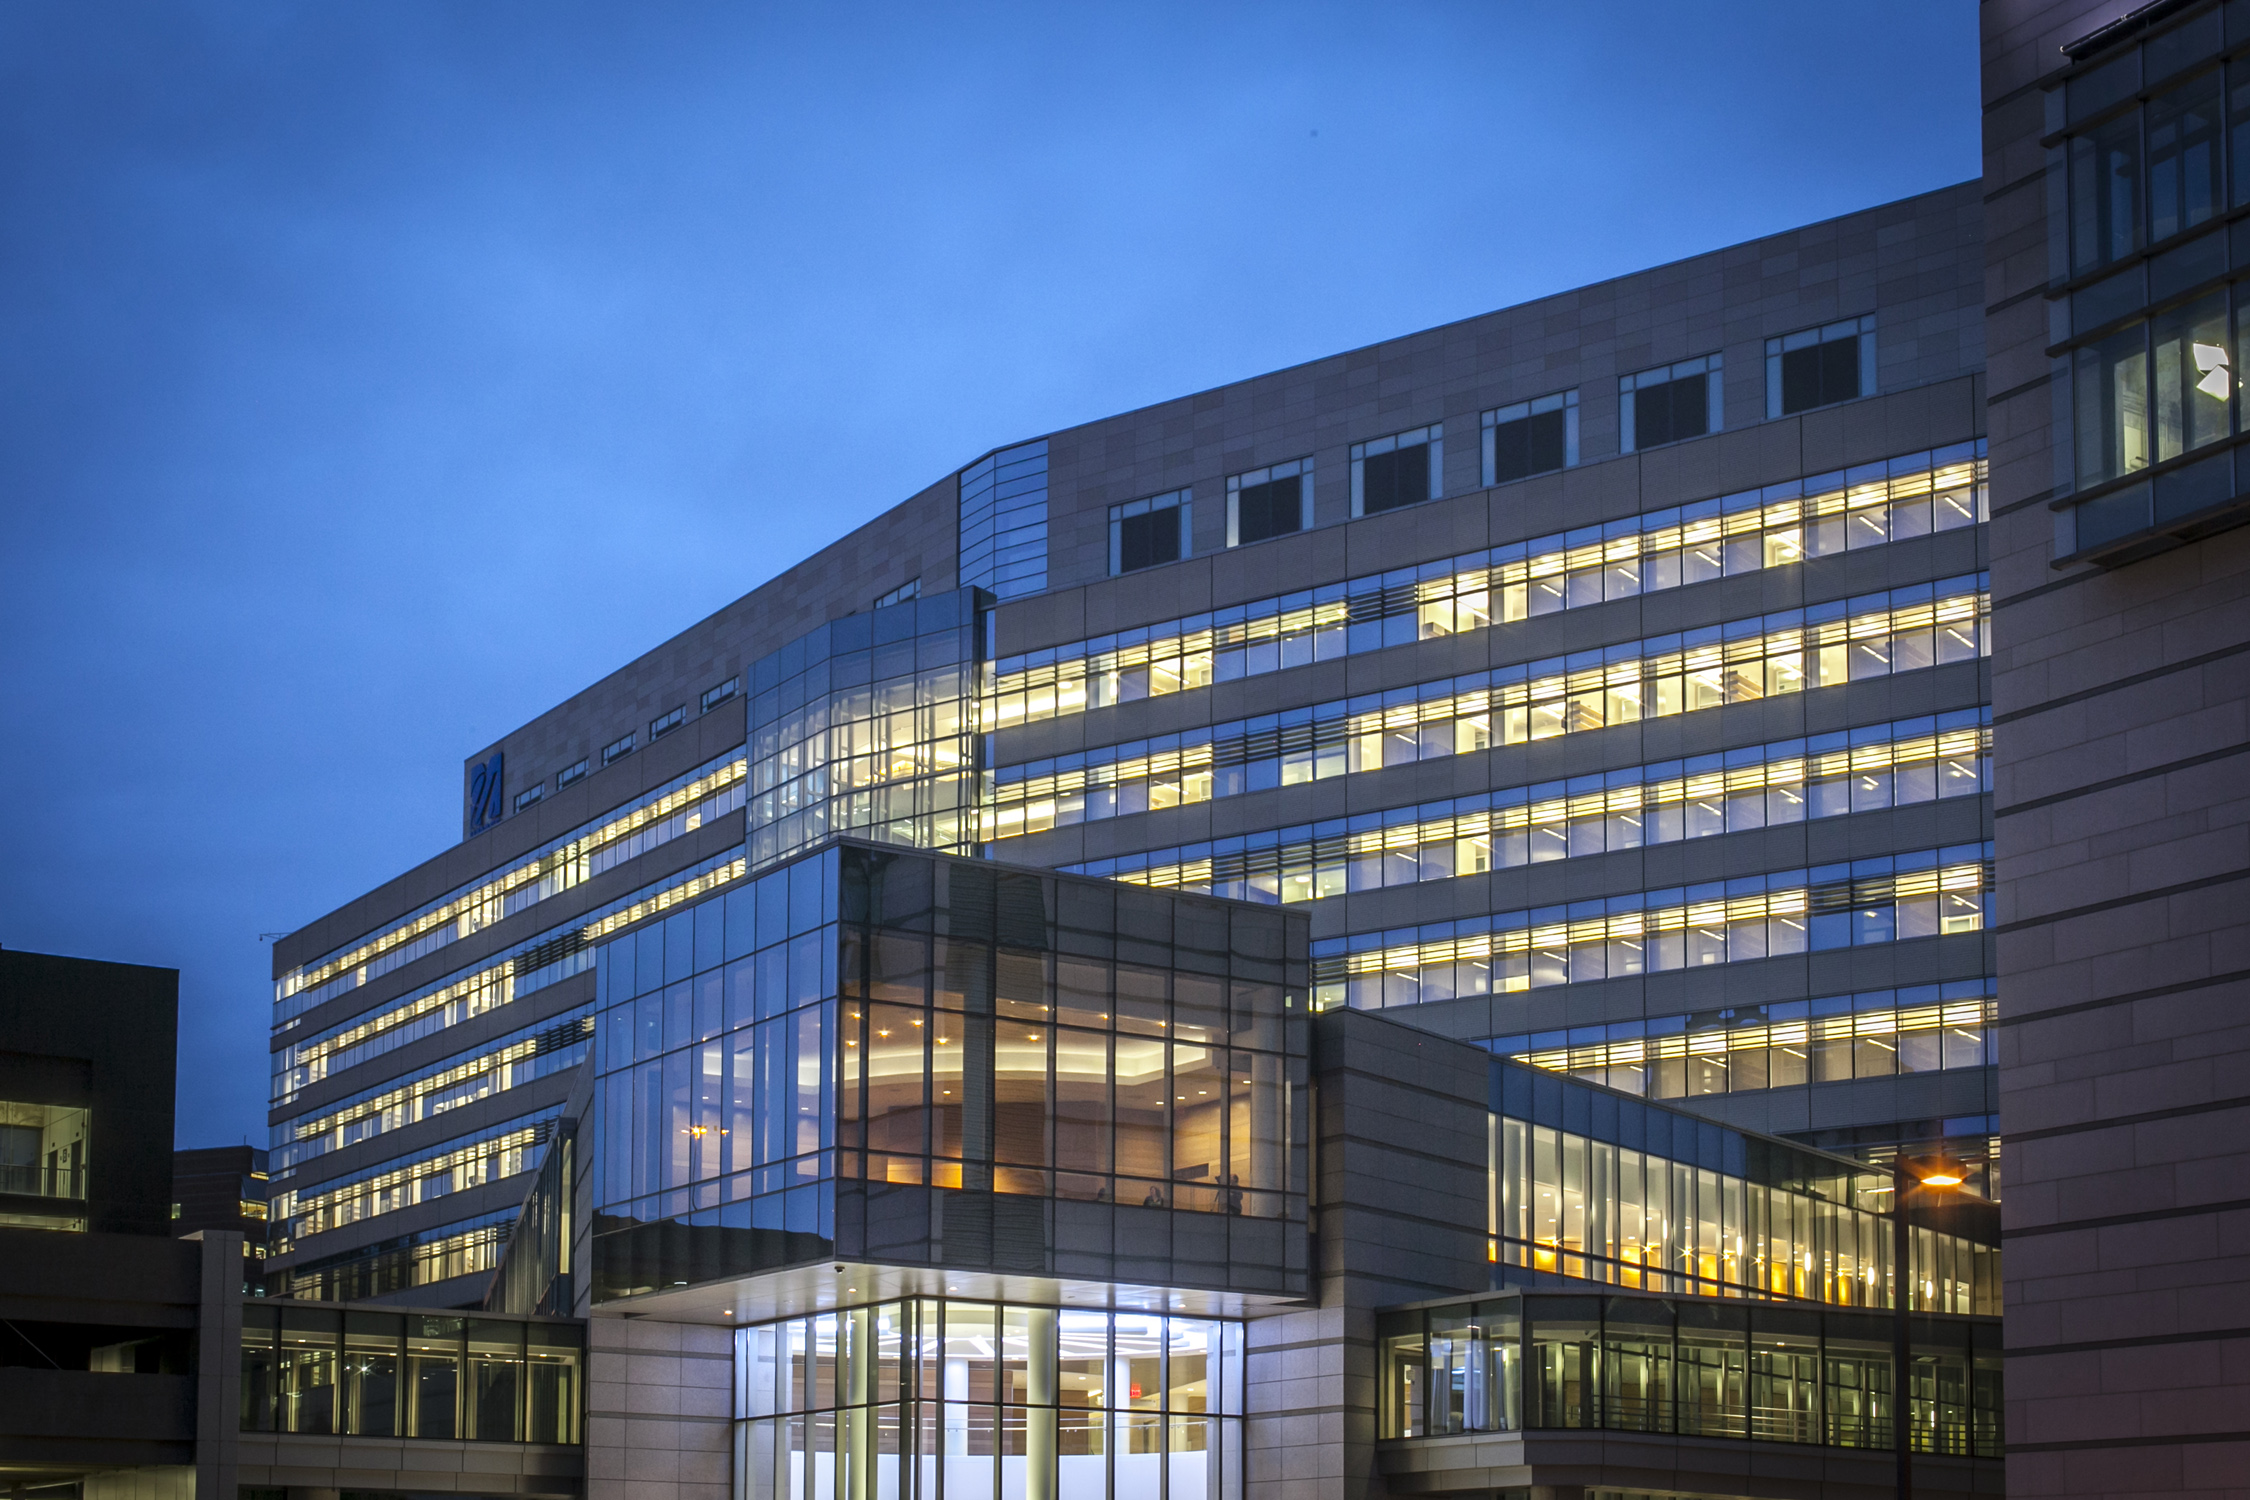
735, 1300, 1244, 1500
1486, 1062, 1999, 1315
588, 842, 1311, 1301
1376, 1293, 2001, 1458
747, 590, 981, 869
1491, 1117, 1997, 1314
237, 1302, 583, 1443
2048, 2, 2250, 556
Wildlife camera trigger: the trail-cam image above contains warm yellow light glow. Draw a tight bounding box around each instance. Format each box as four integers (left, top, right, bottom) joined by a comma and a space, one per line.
1918, 1170, 1964, 1188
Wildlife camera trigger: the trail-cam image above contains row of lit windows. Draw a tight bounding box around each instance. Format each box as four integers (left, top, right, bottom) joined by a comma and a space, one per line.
1492, 1118, 1996, 1315
278, 1210, 516, 1302
280, 750, 749, 1012
270, 1014, 592, 1177
1310, 848, 1992, 1013
273, 1110, 560, 1249
986, 444, 1983, 730
1505, 990, 1997, 1103
273, 851, 746, 1101
1059, 720, 1987, 904
988, 589, 1987, 847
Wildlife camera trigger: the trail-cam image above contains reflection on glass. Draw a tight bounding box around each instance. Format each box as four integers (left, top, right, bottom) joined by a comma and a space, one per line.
2071, 110, 2141, 275
279, 1309, 339, 1435
468, 1319, 524, 1441
407, 1316, 463, 1439
1376, 1296, 1998, 1459
2146, 72, 2223, 243
343, 1311, 400, 1437
239, 1306, 579, 1443
2153, 292, 2231, 462
527, 1323, 581, 1444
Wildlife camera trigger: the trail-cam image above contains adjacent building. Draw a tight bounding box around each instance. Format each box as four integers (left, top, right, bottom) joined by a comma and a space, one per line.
1981, 0, 2250, 1496
256, 173, 2022, 1500
0, 949, 235, 1500
174, 1146, 273, 1297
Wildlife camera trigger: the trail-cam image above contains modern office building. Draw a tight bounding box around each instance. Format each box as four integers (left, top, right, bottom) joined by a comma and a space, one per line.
1981, 0, 2250, 1496
256, 174, 2027, 1500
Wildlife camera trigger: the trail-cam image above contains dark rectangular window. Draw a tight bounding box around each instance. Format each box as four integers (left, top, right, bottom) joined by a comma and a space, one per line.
602, 735, 634, 767
1621, 356, 1721, 452
1109, 490, 1189, 575
700, 677, 739, 714
1483, 392, 1576, 484
1226, 459, 1310, 546
873, 579, 920, 608
557, 760, 588, 788
650, 707, 686, 741
2071, 110, 2142, 275
1767, 317, 1874, 417
513, 784, 545, 813
2147, 70, 2223, 243
1350, 425, 1441, 517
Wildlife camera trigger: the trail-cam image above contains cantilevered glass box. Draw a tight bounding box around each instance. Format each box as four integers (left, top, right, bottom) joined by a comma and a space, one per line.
588, 841, 1312, 1312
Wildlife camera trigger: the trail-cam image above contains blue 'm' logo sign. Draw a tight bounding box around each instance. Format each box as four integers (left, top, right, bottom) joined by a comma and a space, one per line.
468, 752, 505, 833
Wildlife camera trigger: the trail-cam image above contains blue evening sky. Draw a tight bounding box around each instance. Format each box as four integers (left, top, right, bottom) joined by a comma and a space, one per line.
0, 3, 1979, 1148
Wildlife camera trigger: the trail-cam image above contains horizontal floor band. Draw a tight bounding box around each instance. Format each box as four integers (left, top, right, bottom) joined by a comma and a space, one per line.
1994, 740, 2250, 818
1991, 637, 2250, 727
2007, 1429, 2250, 1453
1993, 568, 2107, 609
1999, 964, 2250, 1028
2004, 1195, 2250, 1239
586, 1409, 733, 1424
2006, 1092, 2250, 1144
1990, 864, 2250, 935
2009, 1325, 2250, 1358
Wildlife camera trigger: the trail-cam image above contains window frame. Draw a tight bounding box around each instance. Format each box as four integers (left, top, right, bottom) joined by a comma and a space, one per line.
700, 678, 740, 714
1349, 425, 1443, 517
872, 579, 921, 609
1620, 355, 1724, 453
1108, 489, 1192, 576
1225, 458, 1313, 547
1481, 392, 1578, 486
557, 760, 589, 789
649, 707, 686, 742
1766, 316, 1878, 418
601, 735, 634, 767
513, 784, 546, 813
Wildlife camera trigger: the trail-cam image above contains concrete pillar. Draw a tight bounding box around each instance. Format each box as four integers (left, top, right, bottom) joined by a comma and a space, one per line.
185, 1229, 244, 1500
